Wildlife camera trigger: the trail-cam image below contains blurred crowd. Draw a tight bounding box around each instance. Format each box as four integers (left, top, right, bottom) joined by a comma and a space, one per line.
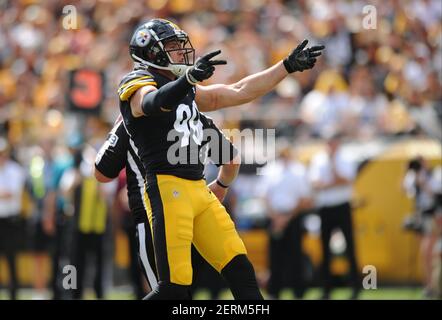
0, 0, 441, 145
0, 0, 441, 299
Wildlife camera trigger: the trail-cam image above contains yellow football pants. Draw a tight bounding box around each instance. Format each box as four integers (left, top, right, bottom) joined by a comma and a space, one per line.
144, 174, 247, 285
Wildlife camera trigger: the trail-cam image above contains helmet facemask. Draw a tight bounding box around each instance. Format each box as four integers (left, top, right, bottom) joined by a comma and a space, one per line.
163, 35, 194, 66
132, 30, 195, 77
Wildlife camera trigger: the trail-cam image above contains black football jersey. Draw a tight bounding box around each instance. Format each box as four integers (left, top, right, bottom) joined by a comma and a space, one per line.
118, 69, 235, 180
96, 112, 236, 223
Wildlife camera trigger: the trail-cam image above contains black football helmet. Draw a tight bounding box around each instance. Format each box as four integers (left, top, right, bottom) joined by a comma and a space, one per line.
129, 19, 195, 77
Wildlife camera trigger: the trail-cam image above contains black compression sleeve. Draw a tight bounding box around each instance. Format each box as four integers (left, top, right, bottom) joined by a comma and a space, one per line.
141, 75, 194, 116
94, 122, 128, 179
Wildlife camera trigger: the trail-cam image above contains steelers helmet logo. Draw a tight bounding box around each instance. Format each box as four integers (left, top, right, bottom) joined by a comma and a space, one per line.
135, 29, 151, 47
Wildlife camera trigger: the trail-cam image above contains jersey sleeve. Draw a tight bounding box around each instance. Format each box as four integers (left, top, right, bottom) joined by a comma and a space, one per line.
200, 114, 238, 167
95, 121, 129, 179
117, 70, 157, 101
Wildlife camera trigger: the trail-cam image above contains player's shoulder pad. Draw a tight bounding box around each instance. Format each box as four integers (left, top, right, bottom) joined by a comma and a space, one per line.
118, 69, 157, 101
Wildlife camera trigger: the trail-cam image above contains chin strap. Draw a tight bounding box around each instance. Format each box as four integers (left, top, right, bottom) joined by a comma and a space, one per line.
169, 64, 190, 77
132, 54, 190, 77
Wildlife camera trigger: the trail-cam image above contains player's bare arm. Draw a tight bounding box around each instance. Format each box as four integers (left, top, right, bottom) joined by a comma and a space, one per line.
196, 40, 325, 111
129, 85, 157, 118
208, 153, 241, 202
94, 168, 115, 183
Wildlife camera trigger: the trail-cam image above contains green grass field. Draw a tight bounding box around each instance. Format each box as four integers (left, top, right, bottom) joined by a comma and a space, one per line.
0, 287, 434, 300
192, 287, 428, 300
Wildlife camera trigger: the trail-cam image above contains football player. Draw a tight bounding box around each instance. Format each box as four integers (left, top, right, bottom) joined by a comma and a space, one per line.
94, 113, 238, 297
117, 18, 324, 300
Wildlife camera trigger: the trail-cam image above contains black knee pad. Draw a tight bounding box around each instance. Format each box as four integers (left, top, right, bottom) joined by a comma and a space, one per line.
221, 254, 264, 300
143, 281, 191, 300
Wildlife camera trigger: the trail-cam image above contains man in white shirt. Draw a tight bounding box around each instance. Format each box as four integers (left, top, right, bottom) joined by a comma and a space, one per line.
309, 133, 360, 299
261, 144, 313, 299
403, 158, 442, 298
0, 137, 25, 300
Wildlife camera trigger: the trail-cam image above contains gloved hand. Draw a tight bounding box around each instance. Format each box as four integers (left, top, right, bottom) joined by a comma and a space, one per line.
186, 50, 226, 84
283, 40, 325, 73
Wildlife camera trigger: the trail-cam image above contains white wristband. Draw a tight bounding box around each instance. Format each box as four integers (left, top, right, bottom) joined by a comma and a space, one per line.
185, 69, 198, 85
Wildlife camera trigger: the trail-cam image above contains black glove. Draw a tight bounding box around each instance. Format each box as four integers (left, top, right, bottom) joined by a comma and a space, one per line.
186, 50, 226, 84
283, 40, 325, 73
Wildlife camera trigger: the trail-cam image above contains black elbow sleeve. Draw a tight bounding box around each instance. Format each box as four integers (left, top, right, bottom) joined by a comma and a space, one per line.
141, 75, 194, 116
